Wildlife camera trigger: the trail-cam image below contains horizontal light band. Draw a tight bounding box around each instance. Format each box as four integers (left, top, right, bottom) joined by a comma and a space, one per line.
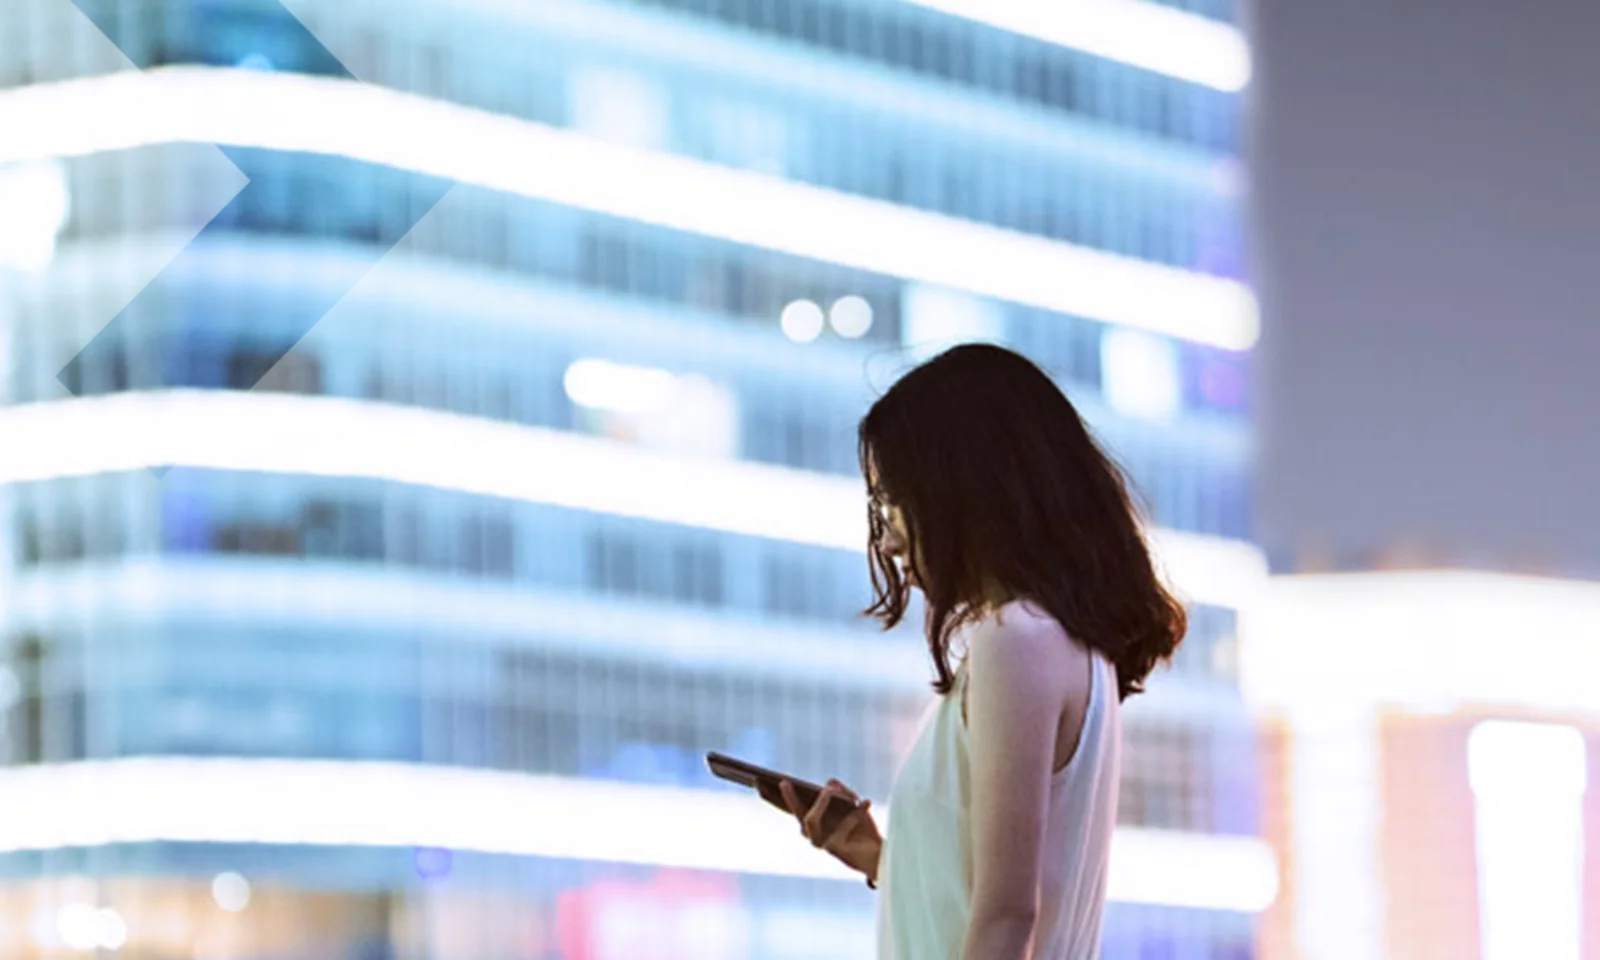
451, 0, 1240, 190
900, 0, 1251, 92
0, 66, 1258, 349
1245, 570, 1600, 717
6, 558, 1254, 721
463, 0, 1249, 93
0, 758, 1277, 912
0, 390, 1265, 611
8, 557, 934, 693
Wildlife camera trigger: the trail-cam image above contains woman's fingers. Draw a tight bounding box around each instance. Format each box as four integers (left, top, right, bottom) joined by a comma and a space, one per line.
821, 800, 871, 855
803, 783, 838, 846
806, 783, 867, 848
781, 778, 866, 849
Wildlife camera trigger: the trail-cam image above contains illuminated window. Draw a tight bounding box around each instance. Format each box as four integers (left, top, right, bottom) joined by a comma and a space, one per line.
900, 283, 1003, 361
0, 159, 69, 273
1468, 720, 1587, 960
566, 359, 741, 461
1102, 329, 1182, 421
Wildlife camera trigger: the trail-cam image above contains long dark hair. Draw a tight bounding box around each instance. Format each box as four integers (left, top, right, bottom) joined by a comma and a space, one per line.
859, 343, 1186, 701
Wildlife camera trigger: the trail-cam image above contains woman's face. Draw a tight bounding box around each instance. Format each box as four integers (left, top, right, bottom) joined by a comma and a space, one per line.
867, 457, 918, 588
876, 499, 914, 581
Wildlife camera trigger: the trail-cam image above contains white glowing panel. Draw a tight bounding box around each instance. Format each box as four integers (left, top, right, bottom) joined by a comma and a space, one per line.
1102, 328, 1182, 421
1244, 571, 1600, 716
564, 359, 740, 459
0, 758, 1277, 912
633, 374, 741, 461
1468, 720, 1588, 960
564, 358, 682, 415
1285, 711, 1385, 960
0, 391, 1265, 611
900, 283, 1006, 362
0, 158, 71, 273
899, 0, 1251, 92
1107, 827, 1279, 912
0, 67, 1259, 349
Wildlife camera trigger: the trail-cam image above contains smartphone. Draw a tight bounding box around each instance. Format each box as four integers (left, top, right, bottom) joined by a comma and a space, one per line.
705, 750, 861, 835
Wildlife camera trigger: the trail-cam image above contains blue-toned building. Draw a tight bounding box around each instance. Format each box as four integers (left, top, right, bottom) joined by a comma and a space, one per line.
0, 0, 1267, 956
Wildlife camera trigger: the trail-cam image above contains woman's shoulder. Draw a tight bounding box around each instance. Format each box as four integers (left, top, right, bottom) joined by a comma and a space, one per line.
971, 599, 1075, 643
958, 600, 1094, 730
963, 600, 1091, 674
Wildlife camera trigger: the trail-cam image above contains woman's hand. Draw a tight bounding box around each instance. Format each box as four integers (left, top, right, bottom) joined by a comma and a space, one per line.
780, 778, 883, 885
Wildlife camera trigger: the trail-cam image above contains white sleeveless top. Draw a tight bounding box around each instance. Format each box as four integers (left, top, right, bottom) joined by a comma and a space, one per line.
875, 642, 1122, 960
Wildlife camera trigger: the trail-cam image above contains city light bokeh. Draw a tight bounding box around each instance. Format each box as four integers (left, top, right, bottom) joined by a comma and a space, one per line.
1, 1, 1594, 958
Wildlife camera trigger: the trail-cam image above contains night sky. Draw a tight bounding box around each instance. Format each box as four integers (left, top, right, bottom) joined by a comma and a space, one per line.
1247, 0, 1600, 577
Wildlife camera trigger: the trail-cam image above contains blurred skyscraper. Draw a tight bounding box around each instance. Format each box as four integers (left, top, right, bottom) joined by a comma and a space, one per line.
0, 0, 1269, 956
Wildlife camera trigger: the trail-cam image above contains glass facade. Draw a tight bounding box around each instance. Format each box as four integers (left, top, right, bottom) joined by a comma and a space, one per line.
0, 0, 1262, 956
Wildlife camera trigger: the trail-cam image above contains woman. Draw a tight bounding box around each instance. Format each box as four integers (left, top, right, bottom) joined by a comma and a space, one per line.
779, 343, 1187, 960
